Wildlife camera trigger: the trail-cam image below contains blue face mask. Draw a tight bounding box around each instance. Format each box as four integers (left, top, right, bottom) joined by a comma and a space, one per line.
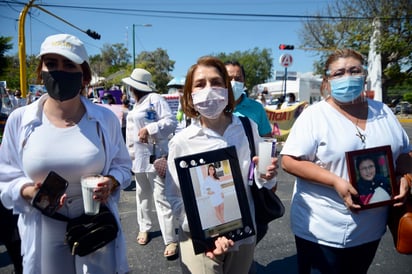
230, 80, 244, 101
330, 75, 364, 103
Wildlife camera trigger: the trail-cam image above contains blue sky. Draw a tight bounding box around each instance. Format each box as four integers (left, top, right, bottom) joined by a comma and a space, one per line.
1, 0, 330, 79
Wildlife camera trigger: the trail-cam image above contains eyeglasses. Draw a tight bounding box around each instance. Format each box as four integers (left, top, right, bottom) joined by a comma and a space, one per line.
326, 66, 365, 79
359, 164, 375, 172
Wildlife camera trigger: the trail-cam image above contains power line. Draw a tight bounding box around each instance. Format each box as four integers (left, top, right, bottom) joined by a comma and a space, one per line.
1, 1, 410, 22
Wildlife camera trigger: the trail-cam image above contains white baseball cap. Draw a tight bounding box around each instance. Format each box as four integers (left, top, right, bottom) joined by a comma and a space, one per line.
38, 34, 89, 64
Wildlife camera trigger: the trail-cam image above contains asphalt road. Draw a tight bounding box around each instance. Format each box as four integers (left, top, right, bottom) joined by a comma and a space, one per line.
1, 122, 412, 274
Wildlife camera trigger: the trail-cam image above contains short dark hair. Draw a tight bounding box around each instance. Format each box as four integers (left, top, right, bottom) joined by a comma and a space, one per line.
287, 93, 296, 101
224, 60, 246, 79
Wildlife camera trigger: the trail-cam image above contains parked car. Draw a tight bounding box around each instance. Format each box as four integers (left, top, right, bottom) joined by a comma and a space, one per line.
394, 101, 412, 114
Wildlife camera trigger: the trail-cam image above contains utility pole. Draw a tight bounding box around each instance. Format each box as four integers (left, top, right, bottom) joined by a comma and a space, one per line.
18, 0, 35, 98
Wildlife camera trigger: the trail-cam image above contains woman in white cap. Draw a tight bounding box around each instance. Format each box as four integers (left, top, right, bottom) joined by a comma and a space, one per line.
123, 68, 179, 258
0, 33, 132, 274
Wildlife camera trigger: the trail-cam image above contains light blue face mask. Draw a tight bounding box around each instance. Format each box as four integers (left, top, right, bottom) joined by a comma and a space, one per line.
330, 75, 365, 103
230, 80, 245, 101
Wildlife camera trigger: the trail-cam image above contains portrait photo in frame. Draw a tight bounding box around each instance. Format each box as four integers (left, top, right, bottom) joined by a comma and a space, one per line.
174, 146, 255, 254
345, 145, 398, 209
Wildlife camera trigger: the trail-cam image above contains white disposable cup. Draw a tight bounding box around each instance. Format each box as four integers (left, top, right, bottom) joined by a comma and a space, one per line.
81, 174, 103, 215
258, 138, 277, 174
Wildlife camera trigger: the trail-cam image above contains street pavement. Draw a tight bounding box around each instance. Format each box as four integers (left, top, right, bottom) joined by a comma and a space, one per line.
1, 122, 412, 274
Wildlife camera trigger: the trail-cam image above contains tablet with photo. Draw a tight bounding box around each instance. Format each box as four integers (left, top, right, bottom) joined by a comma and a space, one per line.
174, 146, 255, 254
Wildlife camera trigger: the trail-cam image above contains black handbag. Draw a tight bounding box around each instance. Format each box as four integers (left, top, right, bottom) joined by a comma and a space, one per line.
52, 205, 119, 256
239, 116, 285, 224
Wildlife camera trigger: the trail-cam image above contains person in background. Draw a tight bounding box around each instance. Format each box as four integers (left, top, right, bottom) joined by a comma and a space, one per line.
225, 60, 273, 249
1, 88, 13, 115
167, 76, 189, 133
13, 89, 27, 109
166, 56, 278, 274
256, 93, 267, 106
224, 60, 272, 138
281, 92, 297, 109
101, 92, 116, 105
120, 98, 130, 142
123, 68, 179, 258
280, 48, 411, 274
0, 33, 132, 274
99, 92, 124, 128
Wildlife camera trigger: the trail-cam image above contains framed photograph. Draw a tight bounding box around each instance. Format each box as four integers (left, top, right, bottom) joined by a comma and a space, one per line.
174, 146, 255, 254
345, 145, 397, 209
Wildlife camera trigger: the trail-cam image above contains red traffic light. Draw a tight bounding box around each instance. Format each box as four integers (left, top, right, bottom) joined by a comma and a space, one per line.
279, 44, 294, 50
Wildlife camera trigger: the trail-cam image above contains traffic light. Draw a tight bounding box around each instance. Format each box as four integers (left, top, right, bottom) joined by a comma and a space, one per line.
279, 44, 294, 50
86, 29, 101, 40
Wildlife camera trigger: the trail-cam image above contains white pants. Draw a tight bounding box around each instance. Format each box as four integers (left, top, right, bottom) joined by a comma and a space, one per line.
135, 171, 177, 245
40, 197, 116, 274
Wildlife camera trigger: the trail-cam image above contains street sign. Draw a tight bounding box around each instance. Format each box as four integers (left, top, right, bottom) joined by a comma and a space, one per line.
279, 54, 293, 68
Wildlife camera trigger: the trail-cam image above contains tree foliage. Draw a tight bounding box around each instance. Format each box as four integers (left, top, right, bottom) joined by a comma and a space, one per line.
3, 54, 38, 90
135, 48, 175, 94
89, 43, 130, 78
215, 47, 273, 92
0, 36, 13, 78
300, 0, 412, 102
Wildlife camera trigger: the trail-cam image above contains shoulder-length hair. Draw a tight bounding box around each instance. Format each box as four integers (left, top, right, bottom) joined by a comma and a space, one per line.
181, 56, 234, 118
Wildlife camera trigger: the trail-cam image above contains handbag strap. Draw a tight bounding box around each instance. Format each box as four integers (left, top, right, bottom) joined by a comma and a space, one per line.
46, 205, 110, 222
239, 116, 255, 158
239, 116, 258, 185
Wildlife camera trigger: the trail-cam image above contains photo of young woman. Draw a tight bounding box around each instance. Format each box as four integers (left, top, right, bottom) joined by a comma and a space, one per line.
200, 164, 225, 223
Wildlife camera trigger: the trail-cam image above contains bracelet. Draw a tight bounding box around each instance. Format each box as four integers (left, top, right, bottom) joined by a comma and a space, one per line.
105, 175, 120, 193
403, 173, 412, 188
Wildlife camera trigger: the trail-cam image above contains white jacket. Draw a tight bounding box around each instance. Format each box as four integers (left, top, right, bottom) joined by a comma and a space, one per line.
0, 94, 132, 274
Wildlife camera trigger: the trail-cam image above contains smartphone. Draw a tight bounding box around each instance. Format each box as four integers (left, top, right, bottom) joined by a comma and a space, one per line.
32, 171, 69, 216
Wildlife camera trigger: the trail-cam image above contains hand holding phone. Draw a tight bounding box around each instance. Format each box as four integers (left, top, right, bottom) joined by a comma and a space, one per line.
31, 171, 68, 216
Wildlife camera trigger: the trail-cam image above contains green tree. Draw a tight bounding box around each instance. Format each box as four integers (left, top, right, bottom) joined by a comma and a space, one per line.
300, 0, 412, 102
0, 36, 13, 78
2, 54, 38, 90
215, 47, 273, 93
135, 48, 175, 94
98, 43, 131, 76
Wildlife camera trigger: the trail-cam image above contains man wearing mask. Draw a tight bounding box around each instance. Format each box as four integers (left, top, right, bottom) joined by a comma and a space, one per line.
225, 61, 274, 274
224, 61, 272, 138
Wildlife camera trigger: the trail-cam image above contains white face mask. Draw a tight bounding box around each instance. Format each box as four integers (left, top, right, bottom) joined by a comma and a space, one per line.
192, 87, 228, 119
230, 80, 244, 101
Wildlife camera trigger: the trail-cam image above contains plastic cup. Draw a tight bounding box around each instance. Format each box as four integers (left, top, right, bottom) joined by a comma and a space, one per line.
258, 138, 277, 174
81, 174, 103, 215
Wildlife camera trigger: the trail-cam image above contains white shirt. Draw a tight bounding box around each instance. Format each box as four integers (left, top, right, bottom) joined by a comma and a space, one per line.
280, 99, 410, 248
126, 93, 176, 173
165, 115, 276, 249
